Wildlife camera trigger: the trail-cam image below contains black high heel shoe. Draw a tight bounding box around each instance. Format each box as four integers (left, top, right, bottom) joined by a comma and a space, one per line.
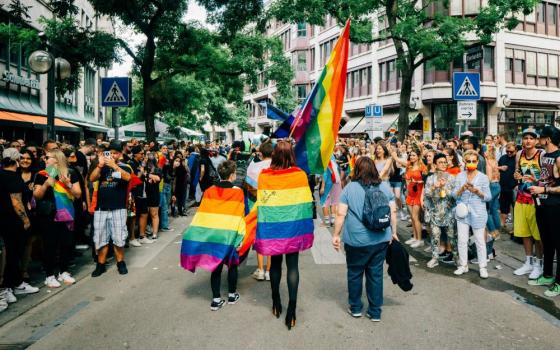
285, 301, 296, 330
272, 295, 282, 318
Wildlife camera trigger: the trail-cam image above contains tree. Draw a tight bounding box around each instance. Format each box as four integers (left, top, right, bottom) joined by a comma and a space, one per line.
0, 0, 119, 96
269, 0, 539, 140
90, 0, 294, 142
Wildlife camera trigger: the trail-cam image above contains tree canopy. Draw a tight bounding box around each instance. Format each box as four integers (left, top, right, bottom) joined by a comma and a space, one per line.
269, 0, 539, 139
91, 0, 295, 141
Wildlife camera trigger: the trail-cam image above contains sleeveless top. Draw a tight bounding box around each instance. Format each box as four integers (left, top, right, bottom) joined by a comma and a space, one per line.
537, 149, 560, 206
516, 149, 542, 205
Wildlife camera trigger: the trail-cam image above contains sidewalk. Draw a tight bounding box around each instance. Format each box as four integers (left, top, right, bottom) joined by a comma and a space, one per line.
0, 213, 192, 328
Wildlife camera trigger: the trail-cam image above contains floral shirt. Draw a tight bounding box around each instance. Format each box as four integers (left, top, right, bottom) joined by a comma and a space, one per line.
423, 171, 456, 227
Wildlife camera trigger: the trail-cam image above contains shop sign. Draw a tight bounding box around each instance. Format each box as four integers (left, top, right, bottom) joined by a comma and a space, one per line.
466, 46, 483, 64
1, 71, 40, 89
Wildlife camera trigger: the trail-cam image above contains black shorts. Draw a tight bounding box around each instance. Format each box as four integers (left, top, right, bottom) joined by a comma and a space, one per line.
135, 197, 148, 214
499, 190, 514, 214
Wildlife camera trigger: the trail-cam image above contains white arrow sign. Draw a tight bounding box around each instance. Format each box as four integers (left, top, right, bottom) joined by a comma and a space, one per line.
457, 101, 477, 121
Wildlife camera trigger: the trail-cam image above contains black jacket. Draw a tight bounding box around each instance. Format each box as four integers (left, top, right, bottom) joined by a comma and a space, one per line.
385, 241, 413, 292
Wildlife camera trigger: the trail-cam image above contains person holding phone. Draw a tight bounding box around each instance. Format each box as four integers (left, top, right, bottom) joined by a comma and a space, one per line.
452, 150, 492, 279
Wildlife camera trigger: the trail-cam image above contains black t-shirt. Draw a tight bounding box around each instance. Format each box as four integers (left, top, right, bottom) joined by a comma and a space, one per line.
0, 169, 24, 222
128, 159, 145, 197
498, 154, 517, 191
76, 151, 89, 179
145, 165, 162, 200
538, 150, 560, 206
96, 164, 131, 210
34, 168, 80, 206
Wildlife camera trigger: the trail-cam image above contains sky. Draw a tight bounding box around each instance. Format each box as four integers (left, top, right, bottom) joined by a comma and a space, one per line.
108, 1, 209, 77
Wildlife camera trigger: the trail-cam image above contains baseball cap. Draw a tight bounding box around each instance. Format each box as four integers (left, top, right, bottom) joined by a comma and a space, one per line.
522, 127, 539, 138
2, 147, 21, 161
108, 142, 122, 152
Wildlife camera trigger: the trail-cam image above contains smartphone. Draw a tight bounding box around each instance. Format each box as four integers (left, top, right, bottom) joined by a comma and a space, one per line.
103, 151, 110, 158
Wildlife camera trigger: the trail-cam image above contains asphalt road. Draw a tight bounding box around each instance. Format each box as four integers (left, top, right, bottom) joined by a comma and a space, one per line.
1, 214, 559, 350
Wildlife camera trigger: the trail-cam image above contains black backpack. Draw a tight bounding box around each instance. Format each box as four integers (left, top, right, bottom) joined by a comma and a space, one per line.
360, 182, 391, 232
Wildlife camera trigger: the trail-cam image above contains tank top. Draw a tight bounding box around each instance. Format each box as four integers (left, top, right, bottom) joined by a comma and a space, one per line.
516, 149, 542, 205
537, 149, 560, 206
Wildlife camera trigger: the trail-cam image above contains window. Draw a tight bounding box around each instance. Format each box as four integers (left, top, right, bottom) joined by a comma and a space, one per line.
379, 59, 399, 92
464, 1, 480, 15
526, 51, 537, 84
538, 53, 548, 85
320, 37, 337, 66
295, 85, 307, 102
310, 48, 315, 71
297, 22, 307, 37
279, 30, 291, 51
449, 0, 462, 16
505, 48, 514, 83
537, 3, 545, 23
379, 62, 387, 93
549, 54, 559, 87
293, 51, 307, 71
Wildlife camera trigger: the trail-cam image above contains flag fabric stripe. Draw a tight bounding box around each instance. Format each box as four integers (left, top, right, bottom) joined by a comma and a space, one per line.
258, 203, 313, 223
190, 212, 246, 231
181, 254, 225, 273
38, 170, 75, 231
254, 167, 314, 256
291, 20, 350, 174
183, 226, 241, 245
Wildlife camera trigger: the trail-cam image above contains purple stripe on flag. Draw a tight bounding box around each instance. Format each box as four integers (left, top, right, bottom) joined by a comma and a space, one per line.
254, 233, 314, 256
180, 254, 223, 273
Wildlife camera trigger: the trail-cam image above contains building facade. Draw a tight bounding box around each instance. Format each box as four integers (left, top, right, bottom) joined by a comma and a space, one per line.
244, 0, 560, 143
0, 0, 114, 144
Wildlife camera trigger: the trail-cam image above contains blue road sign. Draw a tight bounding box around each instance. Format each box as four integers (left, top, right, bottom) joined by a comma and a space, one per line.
453, 72, 480, 101
101, 77, 132, 107
365, 104, 383, 118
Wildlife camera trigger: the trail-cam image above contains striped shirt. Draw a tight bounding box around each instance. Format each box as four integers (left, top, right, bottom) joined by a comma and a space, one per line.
452, 171, 492, 230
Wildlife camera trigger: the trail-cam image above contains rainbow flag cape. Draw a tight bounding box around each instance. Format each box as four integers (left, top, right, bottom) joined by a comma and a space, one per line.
292, 20, 350, 174
254, 167, 314, 256
180, 185, 246, 272
38, 170, 75, 231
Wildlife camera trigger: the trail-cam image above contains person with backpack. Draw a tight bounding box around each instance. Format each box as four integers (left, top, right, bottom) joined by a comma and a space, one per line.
332, 156, 398, 322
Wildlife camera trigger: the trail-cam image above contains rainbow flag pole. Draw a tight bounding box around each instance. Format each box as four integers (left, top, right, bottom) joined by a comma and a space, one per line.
290, 20, 350, 174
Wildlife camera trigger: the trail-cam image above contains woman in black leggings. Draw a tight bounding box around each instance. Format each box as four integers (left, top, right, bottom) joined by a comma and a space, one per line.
254, 141, 314, 330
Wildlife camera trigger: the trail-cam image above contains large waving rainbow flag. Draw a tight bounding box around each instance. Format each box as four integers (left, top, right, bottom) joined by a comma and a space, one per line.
292, 20, 350, 174
254, 167, 314, 256
38, 170, 75, 231
180, 186, 246, 272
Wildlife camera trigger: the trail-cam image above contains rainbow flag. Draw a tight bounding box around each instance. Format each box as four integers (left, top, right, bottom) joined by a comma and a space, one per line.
254, 167, 314, 256
180, 185, 246, 272
292, 20, 350, 174
38, 170, 75, 231
348, 155, 356, 176
319, 157, 341, 206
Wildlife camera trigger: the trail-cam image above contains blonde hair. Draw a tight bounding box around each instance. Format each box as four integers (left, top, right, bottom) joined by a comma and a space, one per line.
485, 144, 496, 160
463, 149, 479, 162
47, 149, 69, 178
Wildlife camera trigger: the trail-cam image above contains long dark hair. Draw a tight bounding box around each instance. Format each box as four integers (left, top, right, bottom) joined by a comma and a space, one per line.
444, 147, 460, 168
270, 140, 295, 170
352, 156, 381, 186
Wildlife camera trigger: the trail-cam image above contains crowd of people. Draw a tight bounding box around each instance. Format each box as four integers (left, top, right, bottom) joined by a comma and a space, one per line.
1, 124, 559, 327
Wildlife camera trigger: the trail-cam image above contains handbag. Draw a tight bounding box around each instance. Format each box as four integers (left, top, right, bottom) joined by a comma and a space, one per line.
455, 202, 469, 219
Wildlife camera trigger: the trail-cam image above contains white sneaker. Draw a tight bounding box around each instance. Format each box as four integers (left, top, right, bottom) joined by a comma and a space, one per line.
252, 269, 265, 281
454, 266, 469, 275
479, 268, 489, 279
423, 245, 432, 253
404, 238, 416, 245
265, 271, 270, 281
0, 298, 7, 313
57, 272, 76, 285
410, 240, 424, 248
129, 239, 142, 247
514, 261, 533, 276
45, 275, 61, 288
0, 288, 17, 303
427, 258, 439, 269
139, 236, 154, 244
13, 282, 39, 295
529, 262, 543, 280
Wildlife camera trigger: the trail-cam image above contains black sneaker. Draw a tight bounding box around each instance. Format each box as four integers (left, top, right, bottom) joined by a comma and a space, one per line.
91, 263, 106, 277
438, 251, 448, 258
228, 293, 240, 305
441, 252, 455, 264
117, 261, 128, 275
210, 299, 225, 311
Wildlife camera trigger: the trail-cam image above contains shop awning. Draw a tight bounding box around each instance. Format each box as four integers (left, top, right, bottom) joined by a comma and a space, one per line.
0, 111, 80, 132
338, 117, 363, 134
352, 114, 401, 133
67, 119, 109, 133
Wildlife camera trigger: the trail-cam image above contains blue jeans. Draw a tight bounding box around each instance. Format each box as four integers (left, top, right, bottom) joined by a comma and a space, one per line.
344, 242, 389, 319
160, 183, 171, 229
487, 182, 501, 232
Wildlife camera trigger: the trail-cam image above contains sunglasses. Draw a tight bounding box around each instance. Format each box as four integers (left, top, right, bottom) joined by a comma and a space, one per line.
465, 160, 478, 164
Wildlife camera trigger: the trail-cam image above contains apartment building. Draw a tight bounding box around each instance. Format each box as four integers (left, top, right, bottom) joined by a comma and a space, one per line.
0, 0, 114, 143
244, 0, 560, 143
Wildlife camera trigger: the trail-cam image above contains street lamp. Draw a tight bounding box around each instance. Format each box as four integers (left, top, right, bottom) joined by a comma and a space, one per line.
28, 37, 71, 140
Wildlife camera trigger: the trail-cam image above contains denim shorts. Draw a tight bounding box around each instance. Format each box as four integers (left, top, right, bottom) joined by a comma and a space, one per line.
389, 181, 402, 188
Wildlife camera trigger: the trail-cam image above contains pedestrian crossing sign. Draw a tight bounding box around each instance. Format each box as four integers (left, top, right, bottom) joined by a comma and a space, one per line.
453, 72, 480, 101
101, 77, 132, 107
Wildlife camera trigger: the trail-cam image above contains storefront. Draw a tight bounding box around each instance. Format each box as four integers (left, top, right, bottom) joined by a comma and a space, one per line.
498, 107, 560, 144
431, 102, 488, 139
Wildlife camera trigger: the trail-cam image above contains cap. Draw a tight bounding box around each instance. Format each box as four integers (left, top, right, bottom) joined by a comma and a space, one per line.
108, 142, 122, 152
522, 127, 539, 138
540, 125, 560, 146
2, 147, 21, 161
131, 145, 143, 155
